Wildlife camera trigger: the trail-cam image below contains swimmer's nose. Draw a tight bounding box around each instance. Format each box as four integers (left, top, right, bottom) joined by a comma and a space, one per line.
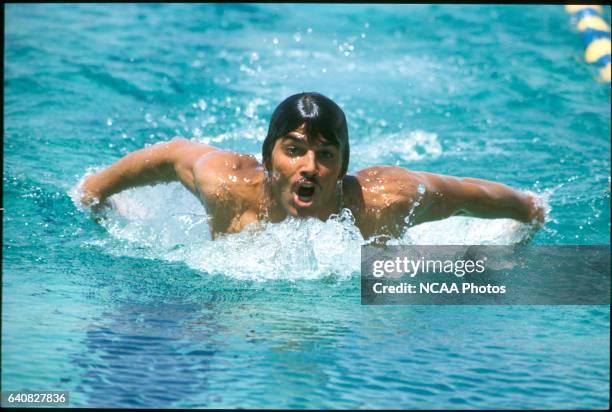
300, 150, 318, 178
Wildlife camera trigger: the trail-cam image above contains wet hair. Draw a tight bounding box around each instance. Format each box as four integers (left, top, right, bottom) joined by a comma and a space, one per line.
262, 92, 350, 177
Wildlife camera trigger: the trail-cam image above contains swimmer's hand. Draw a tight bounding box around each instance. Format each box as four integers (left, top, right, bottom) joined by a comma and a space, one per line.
80, 181, 113, 215
515, 191, 547, 245
82, 194, 113, 213
525, 191, 546, 229
80, 188, 99, 207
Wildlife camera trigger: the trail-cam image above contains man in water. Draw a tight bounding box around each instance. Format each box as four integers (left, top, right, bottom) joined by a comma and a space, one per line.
81, 92, 545, 240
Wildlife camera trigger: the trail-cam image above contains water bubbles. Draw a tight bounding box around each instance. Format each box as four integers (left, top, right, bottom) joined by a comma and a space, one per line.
417, 184, 426, 195
239, 64, 256, 76
213, 75, 231, 85
338, 41, 355, 57
352, 130, 442, 163
197, 99, 207, 111
106, 118, 113, 126
245, 98, 267, 119
145, 113, 153, 123
228, 175, 237, 183
382, 194, 391, 207
272, 37, 279, 45
293, 32, 302, 42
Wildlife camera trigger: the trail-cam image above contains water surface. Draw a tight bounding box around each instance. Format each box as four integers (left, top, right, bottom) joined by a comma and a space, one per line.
3, 4, 610, 408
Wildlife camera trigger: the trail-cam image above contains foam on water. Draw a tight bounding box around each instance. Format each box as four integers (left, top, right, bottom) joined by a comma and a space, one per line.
351, 130, 442, 166
70, 168, 547, 281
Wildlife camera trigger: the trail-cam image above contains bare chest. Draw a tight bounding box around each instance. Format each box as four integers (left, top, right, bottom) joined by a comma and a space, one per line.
207, 206, 262, 239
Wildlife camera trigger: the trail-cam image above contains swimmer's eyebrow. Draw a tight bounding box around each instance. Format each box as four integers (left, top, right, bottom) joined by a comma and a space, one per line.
283, 133, 335, 147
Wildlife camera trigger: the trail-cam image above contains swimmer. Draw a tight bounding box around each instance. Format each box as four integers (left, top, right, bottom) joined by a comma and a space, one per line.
81, 92, 546, 240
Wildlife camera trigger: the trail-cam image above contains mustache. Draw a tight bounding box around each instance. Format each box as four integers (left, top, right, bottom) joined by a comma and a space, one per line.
296, 176, 321, 189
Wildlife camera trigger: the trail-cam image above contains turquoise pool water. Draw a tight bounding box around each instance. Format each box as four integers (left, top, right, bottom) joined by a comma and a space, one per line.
3, 4, 610, 408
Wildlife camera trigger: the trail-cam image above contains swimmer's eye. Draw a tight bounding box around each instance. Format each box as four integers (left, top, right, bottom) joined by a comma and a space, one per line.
319, 150, 335, 160
285, 146, 303, 156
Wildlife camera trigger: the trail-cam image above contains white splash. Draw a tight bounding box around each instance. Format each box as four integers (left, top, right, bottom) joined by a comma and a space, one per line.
70, 179, 544, 281
351, 130, 442, 166
400, 216, 535, 245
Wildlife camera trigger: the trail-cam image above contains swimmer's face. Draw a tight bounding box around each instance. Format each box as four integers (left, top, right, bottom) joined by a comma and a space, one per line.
267, 124, 342, 218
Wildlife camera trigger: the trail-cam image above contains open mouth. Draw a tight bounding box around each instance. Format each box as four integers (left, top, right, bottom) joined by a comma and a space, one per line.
294, 182, 316, 207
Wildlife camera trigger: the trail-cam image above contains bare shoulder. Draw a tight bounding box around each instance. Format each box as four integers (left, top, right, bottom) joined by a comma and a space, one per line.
192, 151, 264, 205
193, 150, 260, 175
352, 166, 421, 204
343, 166, 423, 238
349, 167, 482, 229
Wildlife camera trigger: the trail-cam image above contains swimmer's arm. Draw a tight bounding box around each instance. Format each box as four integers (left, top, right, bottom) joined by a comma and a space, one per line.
408, 172, 544, 225
81, 139, 218, 204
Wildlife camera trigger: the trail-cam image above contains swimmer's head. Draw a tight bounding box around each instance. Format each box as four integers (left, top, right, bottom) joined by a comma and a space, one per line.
262, 92, 350, 177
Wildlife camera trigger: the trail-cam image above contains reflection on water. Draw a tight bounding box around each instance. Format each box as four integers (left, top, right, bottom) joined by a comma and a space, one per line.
73, 303, 220, 407
70, 273, 611, 408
